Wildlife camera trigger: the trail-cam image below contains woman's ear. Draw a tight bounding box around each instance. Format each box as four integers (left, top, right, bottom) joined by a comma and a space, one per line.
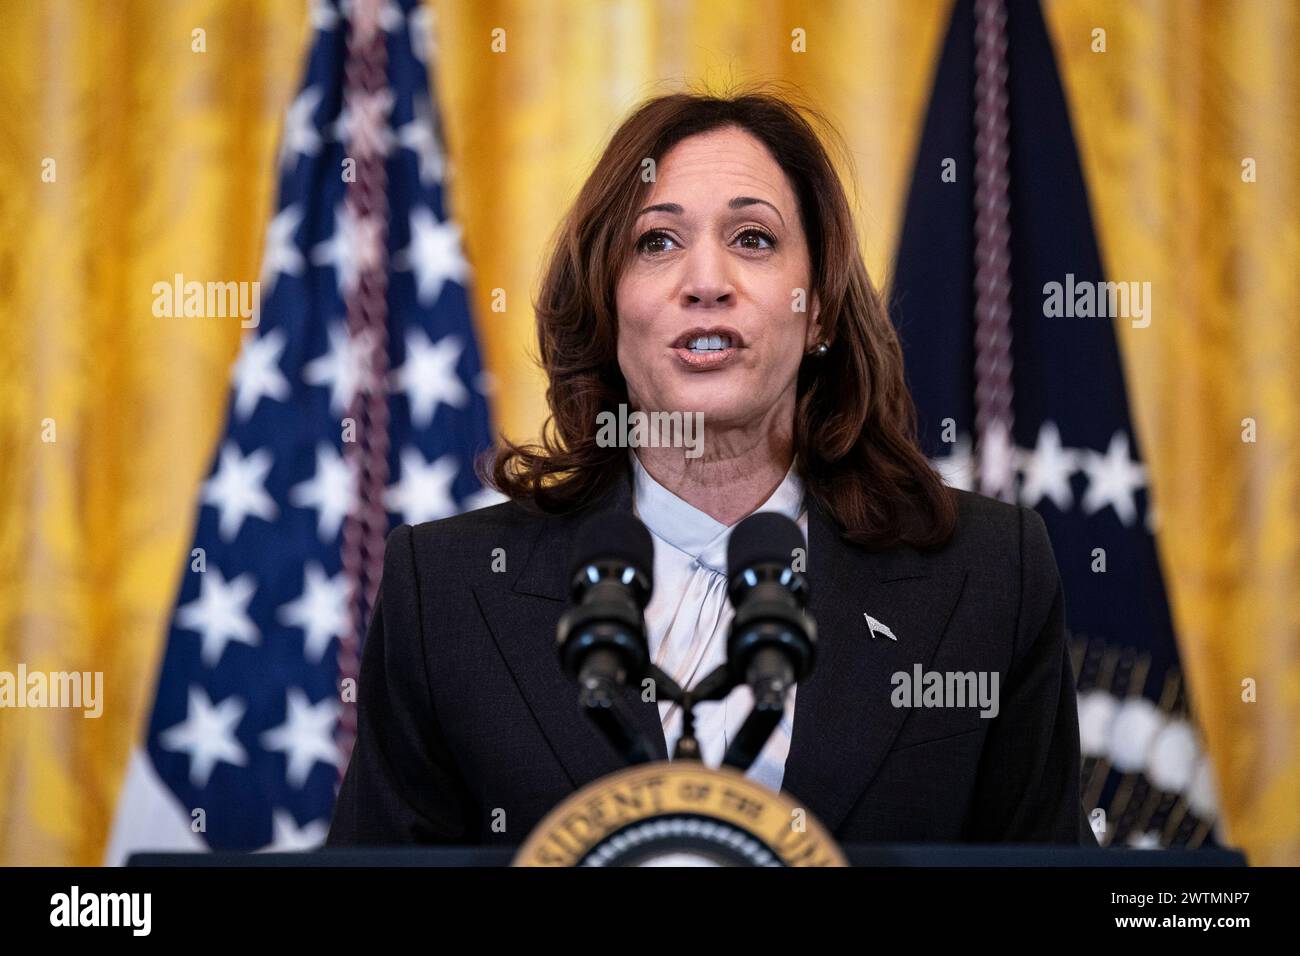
805, 293, 823, 351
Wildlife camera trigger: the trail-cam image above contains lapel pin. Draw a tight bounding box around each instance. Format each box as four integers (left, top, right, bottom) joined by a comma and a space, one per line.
864, 613, 898, 641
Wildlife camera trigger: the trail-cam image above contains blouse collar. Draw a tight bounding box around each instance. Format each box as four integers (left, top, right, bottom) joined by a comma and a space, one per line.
630, 450, 805, 574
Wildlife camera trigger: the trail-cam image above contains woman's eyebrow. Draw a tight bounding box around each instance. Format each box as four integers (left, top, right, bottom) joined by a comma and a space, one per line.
636, 202, 684, 218
728, 196, 785, 225
636, 196, 785, 225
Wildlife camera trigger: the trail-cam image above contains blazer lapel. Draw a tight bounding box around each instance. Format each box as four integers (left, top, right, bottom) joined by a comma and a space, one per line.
779, 496, 968, 834
472, 468, 670, 792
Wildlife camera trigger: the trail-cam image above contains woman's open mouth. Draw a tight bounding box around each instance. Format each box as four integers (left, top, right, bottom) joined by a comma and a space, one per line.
669, 328, 743, 370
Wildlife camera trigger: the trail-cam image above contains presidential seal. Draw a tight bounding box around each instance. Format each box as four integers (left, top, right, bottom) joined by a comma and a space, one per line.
512, 762, 847, 867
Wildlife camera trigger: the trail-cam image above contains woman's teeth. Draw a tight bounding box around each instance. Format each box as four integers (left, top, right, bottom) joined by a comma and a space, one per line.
686, 335, 732, 352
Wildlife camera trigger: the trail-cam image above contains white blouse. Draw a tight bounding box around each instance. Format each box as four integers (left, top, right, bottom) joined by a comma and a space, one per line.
629, 450, 808, 792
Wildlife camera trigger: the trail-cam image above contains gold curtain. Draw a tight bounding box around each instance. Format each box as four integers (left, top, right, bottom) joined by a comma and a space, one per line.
1045, 0, 1300, 866
1, 0, 1295, 866
0, 0, 311, 865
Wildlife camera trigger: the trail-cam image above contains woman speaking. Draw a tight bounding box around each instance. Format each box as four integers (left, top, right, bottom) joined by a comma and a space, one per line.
327, 90, 1096, 847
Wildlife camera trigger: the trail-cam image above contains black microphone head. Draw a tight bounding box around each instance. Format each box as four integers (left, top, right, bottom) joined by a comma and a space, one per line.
727, 511, 806, 588
568, 510, 655, 595
559, 511, 654, 683
725, 511, 815, 687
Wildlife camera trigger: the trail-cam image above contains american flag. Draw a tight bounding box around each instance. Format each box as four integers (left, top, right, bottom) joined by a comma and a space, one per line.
107, 0, 497, 858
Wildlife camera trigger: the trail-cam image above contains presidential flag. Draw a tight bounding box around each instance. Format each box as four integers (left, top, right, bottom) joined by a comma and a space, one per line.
106, 0, 497, 860
890, 0, 1219, 848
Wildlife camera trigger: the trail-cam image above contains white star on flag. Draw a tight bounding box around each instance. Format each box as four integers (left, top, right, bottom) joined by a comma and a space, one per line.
394, 206, 469, 306
391, 330, 468, 427
311, 202, 386, 299
398, 100, 445, 186
176, 568, 260, 667
409, 4, 436, 63
260, 688, 341, 788
279, 86, 323, 170
259, 809, 330, 852
303, 322, 379, 417
1080, 430, 1147, 526
386, 447, 459, 525
203, 442, 278, 541
259, 204, 305, 297
277, 562, 351, 664
159, 686, 248, 788
231, 328, 291, 420
308, 0, 339, 32
1019, 421, 1078, 511
340, 0, 404, 43
289, 443, 357, 541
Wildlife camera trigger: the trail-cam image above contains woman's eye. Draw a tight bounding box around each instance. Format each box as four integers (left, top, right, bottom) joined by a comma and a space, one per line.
735, 228, 776, 250
637, 230, 678, 254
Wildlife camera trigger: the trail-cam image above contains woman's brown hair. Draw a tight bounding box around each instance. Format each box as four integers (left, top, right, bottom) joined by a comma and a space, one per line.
485, 87, 956, 551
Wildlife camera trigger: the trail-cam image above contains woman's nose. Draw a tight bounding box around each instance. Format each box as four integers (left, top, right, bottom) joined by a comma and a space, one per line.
679, 243, 734, 307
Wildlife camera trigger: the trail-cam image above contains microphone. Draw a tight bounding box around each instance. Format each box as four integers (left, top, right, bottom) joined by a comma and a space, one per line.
722, 511, 816, 771
556, 511, 656, 764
